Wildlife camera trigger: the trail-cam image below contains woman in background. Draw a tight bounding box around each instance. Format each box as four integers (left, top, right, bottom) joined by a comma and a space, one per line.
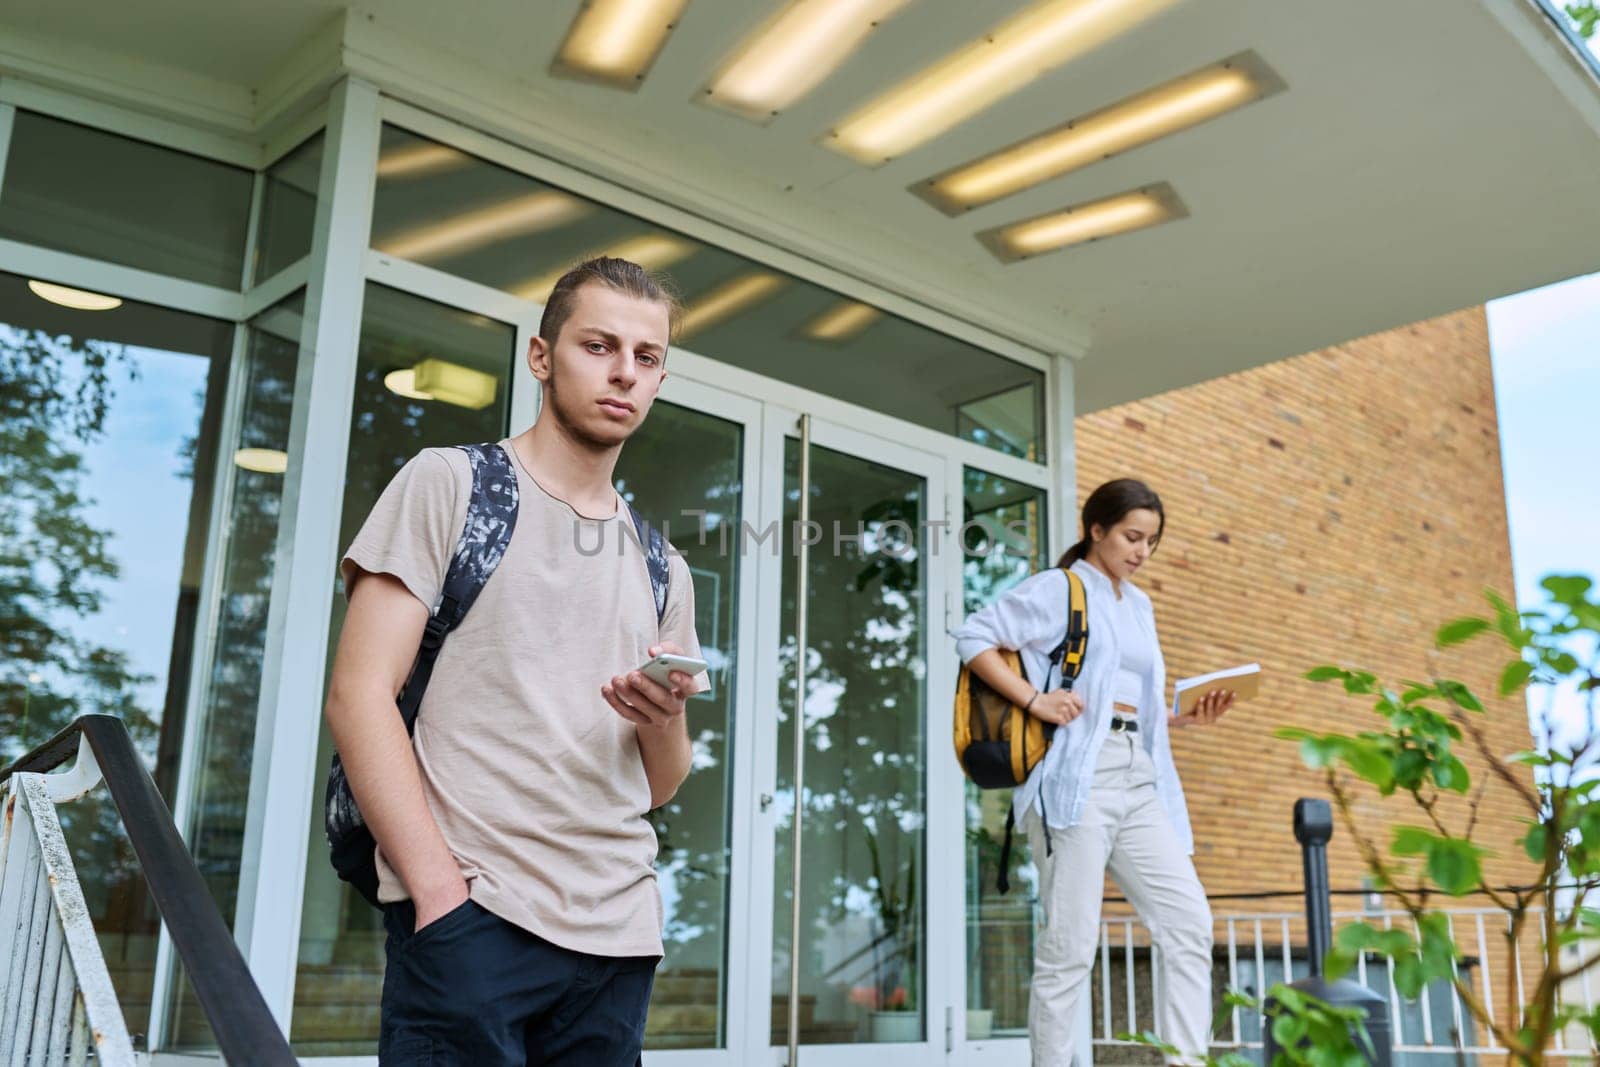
953, 478, 1235, 1067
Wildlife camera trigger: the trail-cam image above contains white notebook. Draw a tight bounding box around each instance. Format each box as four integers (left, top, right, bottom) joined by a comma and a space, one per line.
1171, 663, 1261, 717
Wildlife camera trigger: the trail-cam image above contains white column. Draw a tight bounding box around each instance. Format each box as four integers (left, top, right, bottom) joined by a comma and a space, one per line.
231, 76, 381, 1030
1048, 354, 1094, 1066
1049, 354, 1078, 559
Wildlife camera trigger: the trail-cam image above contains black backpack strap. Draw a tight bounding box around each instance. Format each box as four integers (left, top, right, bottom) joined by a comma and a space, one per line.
396, 442, 519, 731
626, 501, 670, 625
998, 807, 1016, 895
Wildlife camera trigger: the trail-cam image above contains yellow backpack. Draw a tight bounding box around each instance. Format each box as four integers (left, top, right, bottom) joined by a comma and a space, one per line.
953, 567, 1089, 891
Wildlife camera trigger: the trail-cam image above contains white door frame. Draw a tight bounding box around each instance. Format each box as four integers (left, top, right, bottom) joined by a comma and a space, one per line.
744, 401, 955, 1067
640, 373, 768, 1067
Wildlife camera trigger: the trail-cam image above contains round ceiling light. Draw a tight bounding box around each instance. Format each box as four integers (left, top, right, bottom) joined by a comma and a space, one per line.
28, 279, 123, 311
384, 367, 435, 401
234, 447, 289, 474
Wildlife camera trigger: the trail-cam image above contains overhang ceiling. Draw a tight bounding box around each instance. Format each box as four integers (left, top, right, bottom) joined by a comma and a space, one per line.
3, 0, 1598, 411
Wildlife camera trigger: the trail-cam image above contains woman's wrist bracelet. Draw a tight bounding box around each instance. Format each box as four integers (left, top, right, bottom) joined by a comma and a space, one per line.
1024, 689, 1039, 712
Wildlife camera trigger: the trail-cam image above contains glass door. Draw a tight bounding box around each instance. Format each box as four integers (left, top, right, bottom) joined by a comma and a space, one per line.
618, 376, 764, 1060
760, 409, 952, 1067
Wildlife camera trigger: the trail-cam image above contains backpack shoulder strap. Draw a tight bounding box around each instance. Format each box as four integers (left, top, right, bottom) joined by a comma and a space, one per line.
396, 442, 519, 730
625, 501, 670, 625
1050, 566, 1090, 690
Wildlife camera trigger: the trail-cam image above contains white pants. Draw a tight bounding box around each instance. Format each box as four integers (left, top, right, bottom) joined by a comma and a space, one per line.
1025, 731, 1214, 1067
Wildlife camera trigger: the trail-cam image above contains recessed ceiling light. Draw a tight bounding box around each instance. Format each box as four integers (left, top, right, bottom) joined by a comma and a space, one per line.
513, 233, 698, 303
233, 448, 288, 474
704, 0, 913, 121
918, 53, 1282, 213
554, 0, 689, 90
978, 184, 1187, 262
678, 273, 786, 339
376, 142, 472, 180
804, 300, 882, 342
827, 0, 1185, 165
28, 280, 122, 311
375, 191, 590, 262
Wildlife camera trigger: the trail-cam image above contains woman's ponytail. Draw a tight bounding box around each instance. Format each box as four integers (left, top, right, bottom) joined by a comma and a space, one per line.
1056, 537, 1092, 569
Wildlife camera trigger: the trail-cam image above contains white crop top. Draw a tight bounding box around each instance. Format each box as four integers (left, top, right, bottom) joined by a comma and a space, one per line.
1110, 589, 1154, 710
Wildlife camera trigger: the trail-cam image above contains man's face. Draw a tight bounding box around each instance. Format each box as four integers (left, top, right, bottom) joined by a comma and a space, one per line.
531, 282, 671, 450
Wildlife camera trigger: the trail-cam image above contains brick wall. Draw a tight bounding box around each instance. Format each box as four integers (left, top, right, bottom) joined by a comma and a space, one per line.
1074, 306, 1536, 909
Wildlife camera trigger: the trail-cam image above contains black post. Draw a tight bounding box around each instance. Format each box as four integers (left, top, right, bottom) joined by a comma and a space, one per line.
1263, 798, 1392, 1066
1295, 798, 1334, 976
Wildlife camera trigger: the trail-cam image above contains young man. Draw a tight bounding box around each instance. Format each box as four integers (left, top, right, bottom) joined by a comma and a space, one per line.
325, 257, 704, 1066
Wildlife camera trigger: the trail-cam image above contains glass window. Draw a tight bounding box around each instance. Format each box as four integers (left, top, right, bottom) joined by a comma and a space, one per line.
253, 135, 324, 283
290, 283, 516, 1056
958, 382, 1045, 462
773, 441, 929, 1045
370, 125, 1044, 460
0, 269, 235, 1044
960, 467, 1048, 1039
614, 402, 745, 1049
164, 294, 305, 1049
0, 112, 253, 288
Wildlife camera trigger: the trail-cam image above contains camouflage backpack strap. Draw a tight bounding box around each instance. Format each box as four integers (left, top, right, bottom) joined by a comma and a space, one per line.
395, 442, 520, 731
325, 441, 519, 909
625, 502, 670, 625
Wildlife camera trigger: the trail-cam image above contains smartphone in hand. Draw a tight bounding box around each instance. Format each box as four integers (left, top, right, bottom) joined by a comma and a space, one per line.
638, 653, 708, 688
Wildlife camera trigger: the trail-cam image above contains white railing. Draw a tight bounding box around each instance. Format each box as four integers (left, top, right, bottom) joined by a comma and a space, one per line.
0, 736, 136, 1065
1084, 905, 1599, 1060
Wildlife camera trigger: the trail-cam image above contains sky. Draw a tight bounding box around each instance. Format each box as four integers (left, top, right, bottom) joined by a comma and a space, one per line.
73, 348, 210, 715
1485, 270, 1600, 742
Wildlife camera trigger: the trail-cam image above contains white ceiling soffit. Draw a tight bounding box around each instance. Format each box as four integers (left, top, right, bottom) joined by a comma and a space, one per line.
2, 0, 1598, 412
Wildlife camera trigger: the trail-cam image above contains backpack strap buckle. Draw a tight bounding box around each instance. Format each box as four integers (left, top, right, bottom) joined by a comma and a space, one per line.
418, 613, 451, 653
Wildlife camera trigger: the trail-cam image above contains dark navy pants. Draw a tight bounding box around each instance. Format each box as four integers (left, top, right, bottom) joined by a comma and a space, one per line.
379, 899, 657, 1066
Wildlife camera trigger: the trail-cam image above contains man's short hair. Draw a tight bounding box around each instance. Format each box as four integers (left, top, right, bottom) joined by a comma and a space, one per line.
538, 256, 681, 346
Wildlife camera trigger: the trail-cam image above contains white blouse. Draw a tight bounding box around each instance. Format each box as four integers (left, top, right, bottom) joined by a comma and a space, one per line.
950, 559, 1195, 851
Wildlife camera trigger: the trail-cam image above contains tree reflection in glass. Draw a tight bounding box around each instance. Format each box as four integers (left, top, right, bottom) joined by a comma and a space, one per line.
772, 440, 927, 1045
615, 399, 744, 1050
0, 272, 232, 1045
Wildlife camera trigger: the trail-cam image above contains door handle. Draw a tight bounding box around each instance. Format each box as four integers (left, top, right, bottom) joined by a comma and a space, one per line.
759, 792, 773, 811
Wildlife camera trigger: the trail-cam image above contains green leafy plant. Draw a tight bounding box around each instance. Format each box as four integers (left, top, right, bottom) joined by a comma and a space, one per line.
1567, 2, 1599, 40
1121, 986, 1370, 1066
1279, 575, 1600, 1063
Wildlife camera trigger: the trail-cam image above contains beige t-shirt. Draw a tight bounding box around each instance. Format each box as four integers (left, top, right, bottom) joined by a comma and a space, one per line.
340, 443, 702, 958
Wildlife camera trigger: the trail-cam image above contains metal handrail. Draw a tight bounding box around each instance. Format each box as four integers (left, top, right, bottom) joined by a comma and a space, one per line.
3, 714, 297, 1065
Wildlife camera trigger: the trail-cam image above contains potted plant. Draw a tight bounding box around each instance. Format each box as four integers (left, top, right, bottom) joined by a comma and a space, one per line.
863, 831, 920, 1043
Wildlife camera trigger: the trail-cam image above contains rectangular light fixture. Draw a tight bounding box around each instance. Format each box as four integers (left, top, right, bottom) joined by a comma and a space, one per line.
917, 52, 1282, 214
554, 0, 688, 89
978, 183, 1187, 262
376, 191, 590, 263
678, 273, 786, 340
413, 359, 499, 410
803, 300, 882, 342
513, 233, 698, 303
827, 0, 1185, 165
704, 0, 913, 121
